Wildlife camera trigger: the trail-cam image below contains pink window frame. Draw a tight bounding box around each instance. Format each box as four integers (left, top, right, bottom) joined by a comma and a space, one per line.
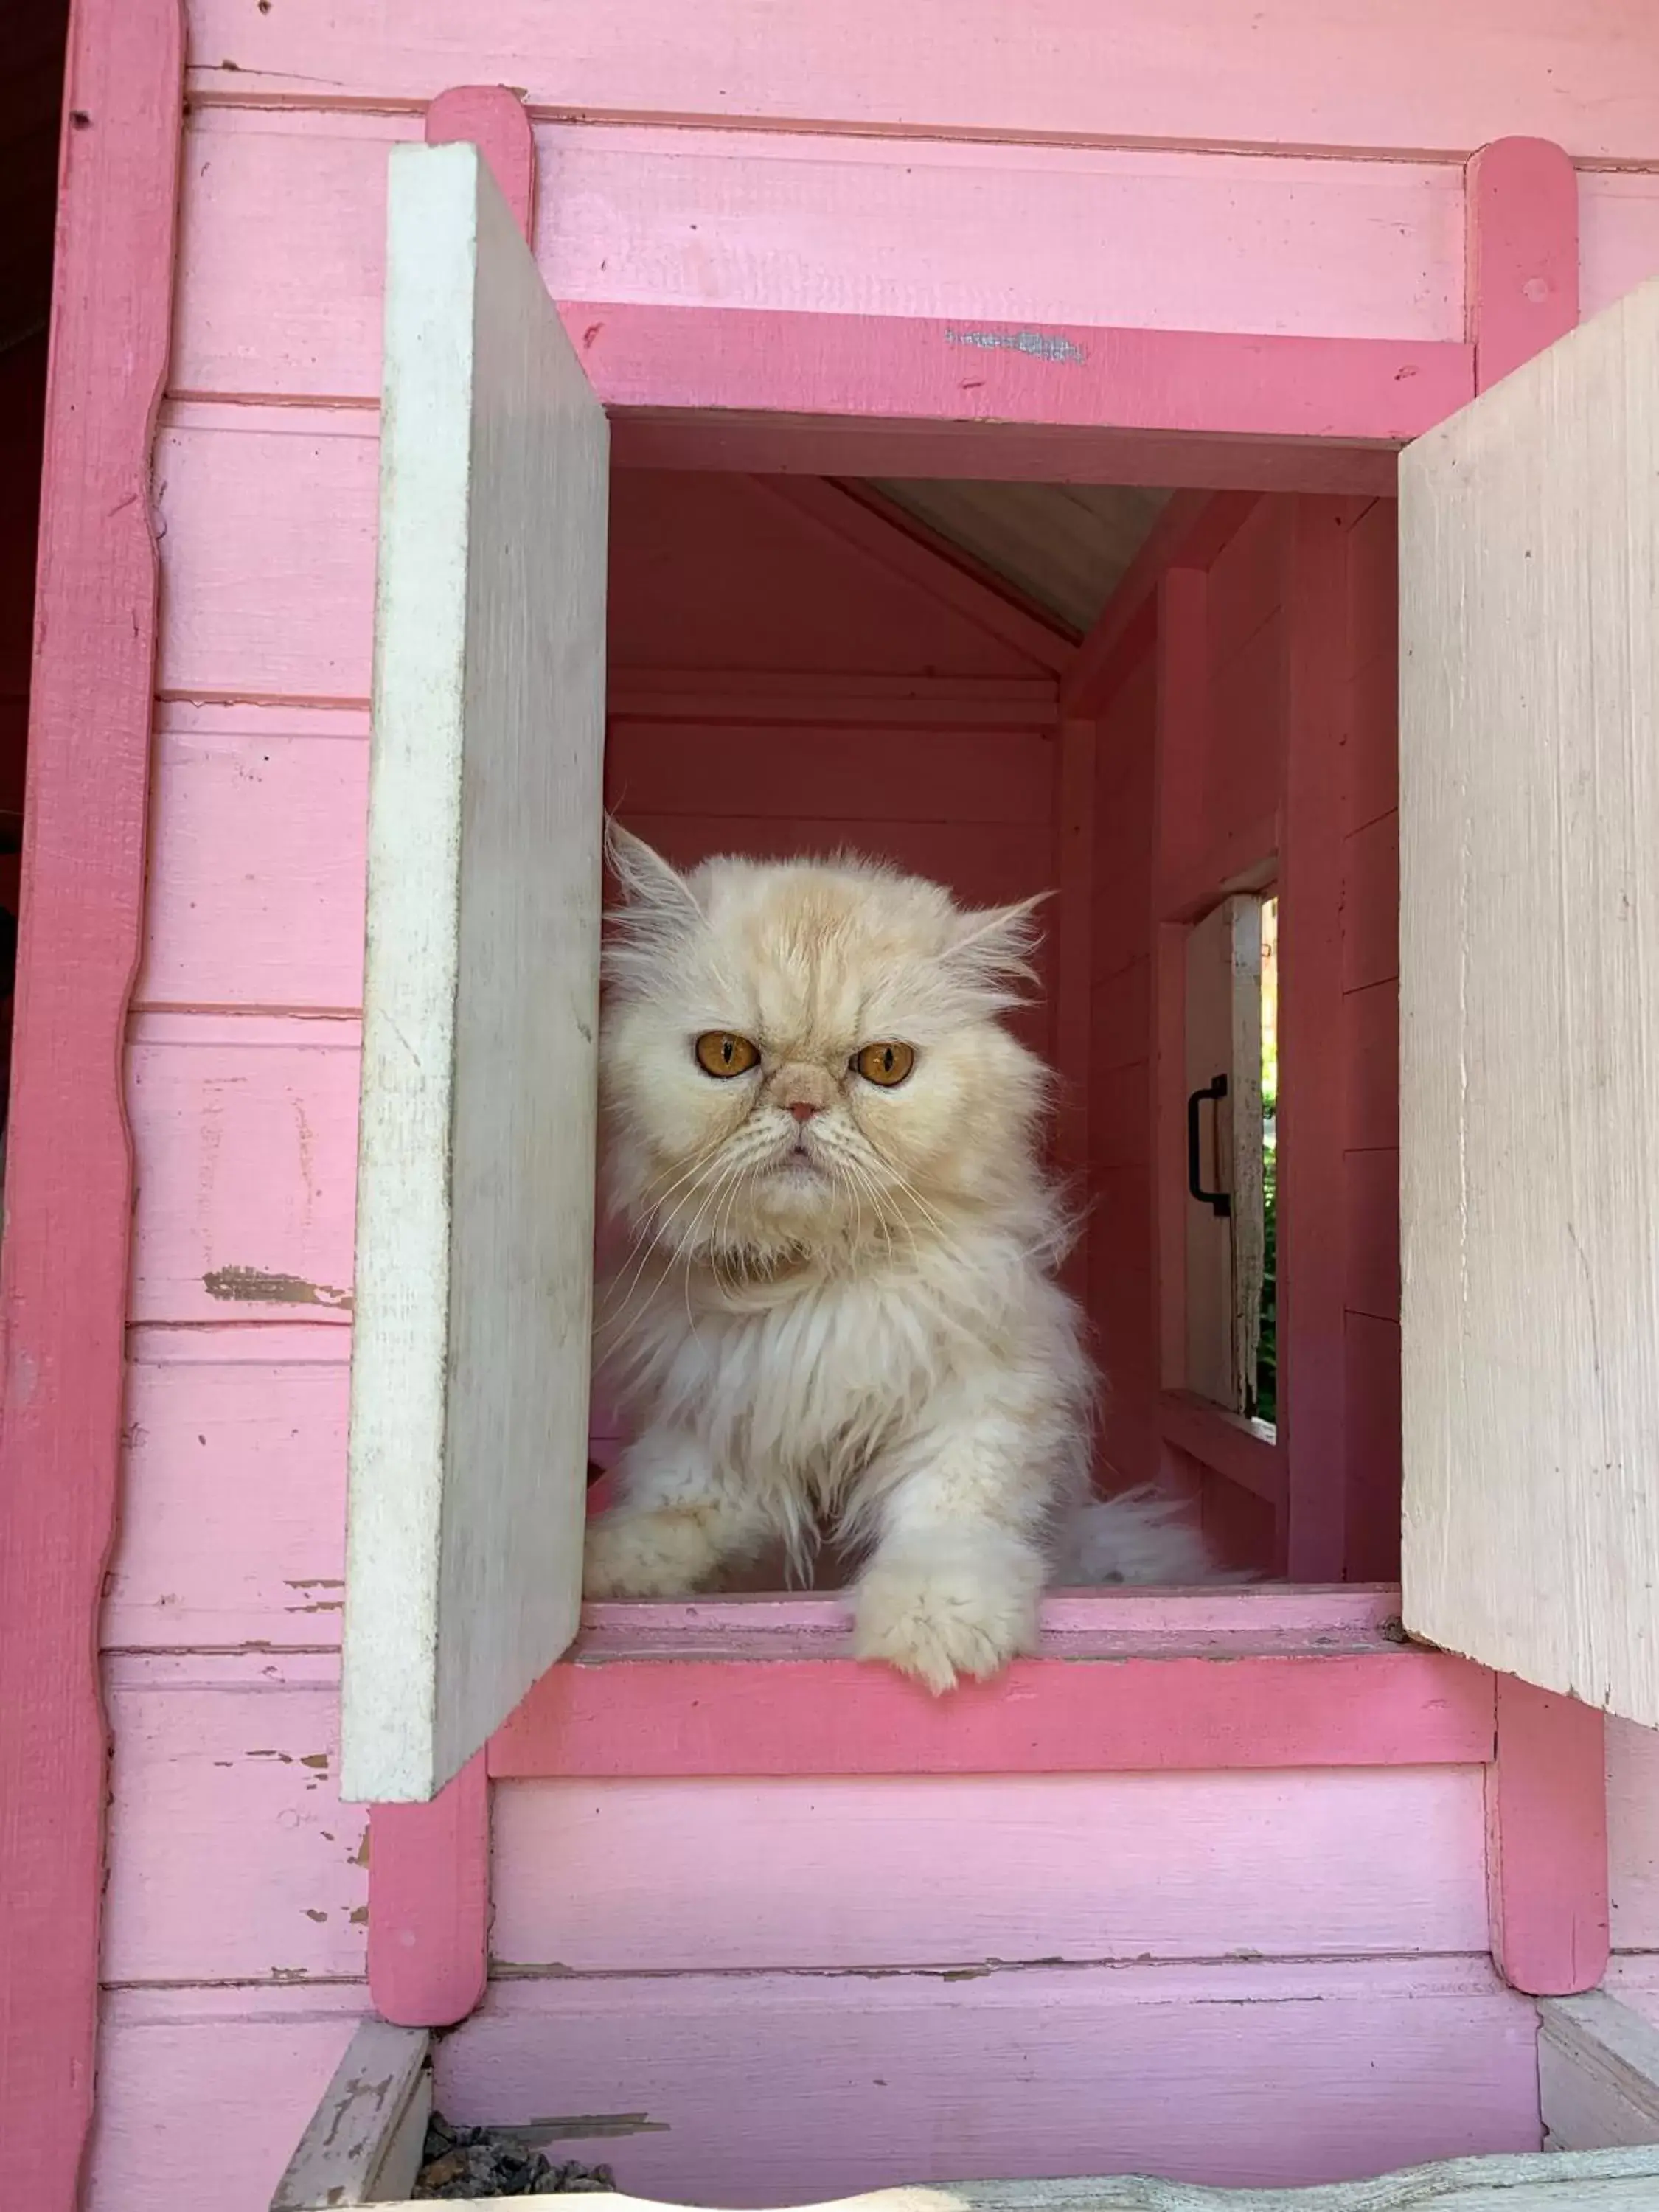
0, 18, 1594, 2197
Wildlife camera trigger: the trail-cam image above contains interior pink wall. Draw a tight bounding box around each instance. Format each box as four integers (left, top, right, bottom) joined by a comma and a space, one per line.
604, 470, 1063, 1051
1085, 493, 1402, 1580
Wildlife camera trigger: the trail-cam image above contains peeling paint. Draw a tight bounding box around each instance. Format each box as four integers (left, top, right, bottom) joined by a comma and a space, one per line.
203, 1264, 353, 1310
945, 325, 1086, 366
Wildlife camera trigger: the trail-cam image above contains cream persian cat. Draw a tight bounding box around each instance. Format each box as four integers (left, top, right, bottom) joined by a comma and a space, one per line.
583, 829, 1221, 1691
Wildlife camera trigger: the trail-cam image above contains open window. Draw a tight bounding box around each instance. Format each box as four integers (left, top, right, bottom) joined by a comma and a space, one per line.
340, 142, 1659, 1807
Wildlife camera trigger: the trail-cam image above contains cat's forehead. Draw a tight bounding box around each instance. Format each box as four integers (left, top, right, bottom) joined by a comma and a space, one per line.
694, 862, 951, 1038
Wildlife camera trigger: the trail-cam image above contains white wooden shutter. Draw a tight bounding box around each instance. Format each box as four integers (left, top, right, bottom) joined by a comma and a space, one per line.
1399, 276, 1659, 1725
341, 142, 608, 1802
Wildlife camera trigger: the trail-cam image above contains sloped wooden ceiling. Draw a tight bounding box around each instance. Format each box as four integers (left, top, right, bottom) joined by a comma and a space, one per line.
866, 479, 1170, 637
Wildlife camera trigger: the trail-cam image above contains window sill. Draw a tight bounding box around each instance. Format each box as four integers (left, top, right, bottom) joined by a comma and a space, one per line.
488, 1583, 1495, 1780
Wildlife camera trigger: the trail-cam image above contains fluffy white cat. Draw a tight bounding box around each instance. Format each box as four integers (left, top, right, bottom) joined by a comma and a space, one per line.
583, 828, 1222, 1691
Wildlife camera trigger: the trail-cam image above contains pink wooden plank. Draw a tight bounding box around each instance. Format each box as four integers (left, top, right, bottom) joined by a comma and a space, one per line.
1277, 499, 1357, 1579
369, 1752, 488, 2028
184, 0, 1659, 163
1344, 1144, 1402, 1324
0, 0, 184, 2198
426, 86, 537, 237
107, 1329, 349, 1651
525, 1581, 1415, 1647
492, 1765, 1490, 1971
611, 670, 1061, 725
1159, 1394, 1284, 1507
1464, 137, 1579, 392
1487, 1674, 1610, 1997
439, 1958, 1540, 2201
490, 1637, 1495, 1778
1610, 1715, 1659, 1954
1052, 720, 1096, 1265
1343, 1312, 1403, 1587
576, 307, 1471, 445
607, 719, 1055, 826
154, 407, 379, 703
167, 111, 1468, 404
1346, 503, 1400, 818
1343, 808, 1399, 995
1345, 978, 1399, 1154
1580, 173, 1659, 324
88, 1987, 364, 2212
126, 1015, 359, 1325
101, 1652, 368, 1984
136, 706, 369, 1013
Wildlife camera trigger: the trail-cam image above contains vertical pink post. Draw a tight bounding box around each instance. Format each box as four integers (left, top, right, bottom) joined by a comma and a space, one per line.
1464, 135, 1607, 1999
369, 1753, 491, 2027
361, 82, 540, 2034
1487, 1677, 1609, 1997
1464, 137, 1579, 394
0, 2, 185, 2205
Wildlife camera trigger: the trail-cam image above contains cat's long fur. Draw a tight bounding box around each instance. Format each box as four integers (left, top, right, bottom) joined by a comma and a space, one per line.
584, 830, 1223, 1691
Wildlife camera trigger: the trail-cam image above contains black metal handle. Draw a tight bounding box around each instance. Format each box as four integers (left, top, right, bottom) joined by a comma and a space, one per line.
1186, 1074, 1231, 1217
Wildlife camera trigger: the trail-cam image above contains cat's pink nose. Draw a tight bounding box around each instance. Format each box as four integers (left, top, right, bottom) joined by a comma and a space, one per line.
788, 1101, 819, 1124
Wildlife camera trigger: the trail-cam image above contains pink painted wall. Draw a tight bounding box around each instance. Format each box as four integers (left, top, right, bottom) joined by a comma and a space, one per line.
81, 7, 1659, 2208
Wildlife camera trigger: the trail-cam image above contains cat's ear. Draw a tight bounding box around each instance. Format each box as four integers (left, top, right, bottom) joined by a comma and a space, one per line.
943, 892, 1048, 1004
602, 821, 703, 988
605, 821, 702, 924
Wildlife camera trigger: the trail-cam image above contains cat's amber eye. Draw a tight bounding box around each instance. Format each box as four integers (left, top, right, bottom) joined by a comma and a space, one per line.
853, 1040, 916, 1088
695, 1031, 760, 1078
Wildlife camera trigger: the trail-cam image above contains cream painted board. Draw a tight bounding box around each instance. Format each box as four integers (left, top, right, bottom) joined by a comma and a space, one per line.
1540, 1993, 1659, 2155
341, 143, 608, 1801
1399, 274, 1659, 1725
271, 2020, 431, 2211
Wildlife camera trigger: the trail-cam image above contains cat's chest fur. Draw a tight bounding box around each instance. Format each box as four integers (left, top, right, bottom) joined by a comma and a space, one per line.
627, 1260, 974, 1487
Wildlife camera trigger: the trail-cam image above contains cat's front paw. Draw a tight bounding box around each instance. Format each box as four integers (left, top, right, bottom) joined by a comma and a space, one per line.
852, 1548, 1040, 1694
582, 1508, 723, 1599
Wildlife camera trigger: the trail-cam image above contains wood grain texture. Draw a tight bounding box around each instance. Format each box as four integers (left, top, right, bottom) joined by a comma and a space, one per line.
126, 1015, 360, 1326
180, 0, 1659, 163
490, 1598, 1495, 1779
1399, 276, 1659, 1724
108, 1328, 349, 1651
1538, 1992, 1659, 2154
435, 1958, 1540, 2199
271, 2018, 431, 2212
165, 111, 1467, 409
1609, 1717, 1659, 1953
341, 142, 608, 1801
101, 1653, 368, 1985
136, 706, 369, 1014
0, 0, 185, 2200
490, 1767, 1489, 1971
87, 1986, 366, 2212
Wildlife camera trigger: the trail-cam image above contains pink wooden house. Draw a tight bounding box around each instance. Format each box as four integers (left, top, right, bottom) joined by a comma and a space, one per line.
14, 3, 1659, 2208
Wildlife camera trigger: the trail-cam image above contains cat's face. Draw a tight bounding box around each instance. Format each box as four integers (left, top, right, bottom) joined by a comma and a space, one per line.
599, 830, 1049, 1263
